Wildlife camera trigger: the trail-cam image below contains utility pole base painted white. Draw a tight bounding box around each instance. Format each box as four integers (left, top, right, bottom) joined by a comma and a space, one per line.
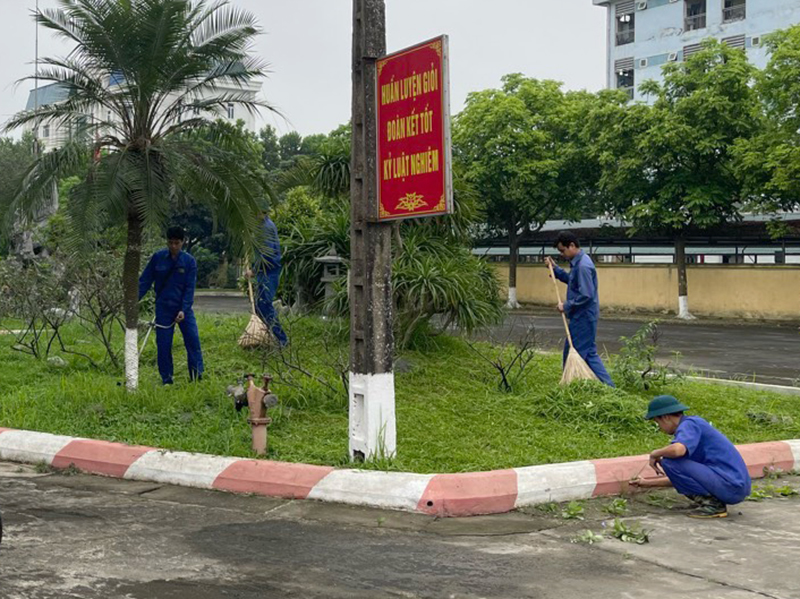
349, 371, 396, 460
677, 295, 696, 320
125, 327, 139, 390
505, 287, 522, 309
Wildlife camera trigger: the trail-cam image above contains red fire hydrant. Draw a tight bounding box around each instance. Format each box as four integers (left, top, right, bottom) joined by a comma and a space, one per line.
229, 374, 278, 456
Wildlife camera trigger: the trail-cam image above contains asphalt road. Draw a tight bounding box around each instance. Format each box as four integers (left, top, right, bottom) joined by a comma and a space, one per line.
2, 462, 799, 599
194, 294, 800, 386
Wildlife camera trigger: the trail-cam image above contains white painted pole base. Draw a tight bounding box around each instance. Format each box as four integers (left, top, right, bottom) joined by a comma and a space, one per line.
677, 295, 696, 320
348, 371, 396, 461
124, 327, 139, 390
505, 287, 522, 310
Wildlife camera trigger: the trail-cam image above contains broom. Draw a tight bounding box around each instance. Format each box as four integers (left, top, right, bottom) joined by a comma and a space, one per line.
238, 267, 271, 349
547, 260, 598, 385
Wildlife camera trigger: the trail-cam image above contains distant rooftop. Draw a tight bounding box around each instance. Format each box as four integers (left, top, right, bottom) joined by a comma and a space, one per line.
25, 82, 71, 111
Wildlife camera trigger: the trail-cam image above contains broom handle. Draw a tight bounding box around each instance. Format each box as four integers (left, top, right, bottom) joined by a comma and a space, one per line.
245, 255, 257, 315
547, 260, 575, 350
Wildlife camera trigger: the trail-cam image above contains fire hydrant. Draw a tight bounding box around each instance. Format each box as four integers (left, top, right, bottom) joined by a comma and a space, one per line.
228, 374, 278, 456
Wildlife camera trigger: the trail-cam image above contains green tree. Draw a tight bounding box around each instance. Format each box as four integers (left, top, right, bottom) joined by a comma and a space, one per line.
453, 75, 598, 309
734, 25, 800, 215
259, 125, 281, 173
589, 40, 760, 319
5, 0, 270, 389
0, 134, 36, 254
279, 131, 304, 162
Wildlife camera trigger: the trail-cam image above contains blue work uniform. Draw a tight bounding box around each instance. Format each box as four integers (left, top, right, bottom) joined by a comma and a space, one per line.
553, 251, 614, 386
661, 415, 752, 505
253, 216, 288, 347
138, 249, 204, 384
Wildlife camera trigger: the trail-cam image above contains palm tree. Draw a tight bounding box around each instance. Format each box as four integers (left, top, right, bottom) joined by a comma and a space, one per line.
5, 0, 271, 389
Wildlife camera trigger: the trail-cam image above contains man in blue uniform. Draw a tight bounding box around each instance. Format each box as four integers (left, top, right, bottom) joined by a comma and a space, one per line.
138, 226, 204, 384
631, 395, 752, 518
545, 231, 614, 386
246, 210, 288, 347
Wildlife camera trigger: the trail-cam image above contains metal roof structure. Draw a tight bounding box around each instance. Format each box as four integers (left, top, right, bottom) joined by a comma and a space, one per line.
25, 82, 72, 111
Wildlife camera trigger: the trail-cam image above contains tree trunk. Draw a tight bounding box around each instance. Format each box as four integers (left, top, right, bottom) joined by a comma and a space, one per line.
122, 213, 144, 389
675, 236, 695, 320
506, 224, 521, 309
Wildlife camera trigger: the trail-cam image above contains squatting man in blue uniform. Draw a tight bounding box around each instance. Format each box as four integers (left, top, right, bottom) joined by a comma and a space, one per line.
545, 231, 614, 386
631, 395, 752, 519
138, 226, 204, 384
245, 207, 288, 347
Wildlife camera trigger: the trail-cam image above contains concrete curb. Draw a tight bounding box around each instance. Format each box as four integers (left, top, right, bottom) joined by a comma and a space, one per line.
1, 427, 798, 517
685, 376, 800, 396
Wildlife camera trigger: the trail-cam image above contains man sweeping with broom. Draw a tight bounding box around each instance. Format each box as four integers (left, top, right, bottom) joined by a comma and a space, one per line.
245, 206, 288, 348
545, 232, 614, 386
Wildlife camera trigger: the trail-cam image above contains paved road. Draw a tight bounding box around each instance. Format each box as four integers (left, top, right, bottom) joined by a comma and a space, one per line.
195, 294, 800, 386
2, 462, 798, 598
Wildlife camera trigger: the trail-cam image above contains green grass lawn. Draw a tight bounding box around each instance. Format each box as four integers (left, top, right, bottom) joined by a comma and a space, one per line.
1, 314, 799, 473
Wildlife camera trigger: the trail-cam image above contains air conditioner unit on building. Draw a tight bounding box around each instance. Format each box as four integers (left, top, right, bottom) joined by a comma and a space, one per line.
668, 52, 679, 62
637, 1, 647, 10
639, 58, 649, 68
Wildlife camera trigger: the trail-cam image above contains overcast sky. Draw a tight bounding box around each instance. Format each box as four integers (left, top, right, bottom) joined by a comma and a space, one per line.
0, 0, 607, 138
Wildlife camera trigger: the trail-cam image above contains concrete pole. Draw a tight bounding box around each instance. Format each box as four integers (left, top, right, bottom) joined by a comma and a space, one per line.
348, 0, 396, 461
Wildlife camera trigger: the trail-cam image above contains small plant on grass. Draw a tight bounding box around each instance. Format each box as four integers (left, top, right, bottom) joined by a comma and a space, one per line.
465, 320, 538, 392
610, 321, 682, 391
571, 530, 604, 545
608, 518, 650, 544
604, 498, 629, 516
562, 501, 585, 520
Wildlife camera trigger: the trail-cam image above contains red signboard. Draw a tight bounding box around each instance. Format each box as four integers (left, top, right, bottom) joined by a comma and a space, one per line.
375, 36, 452, 221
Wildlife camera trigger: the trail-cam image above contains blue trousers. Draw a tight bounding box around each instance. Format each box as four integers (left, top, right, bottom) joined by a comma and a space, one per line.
662, 457, 751, 505
155, 306, 204, 384
256, 271, 288, 347
562, 315, 614, 387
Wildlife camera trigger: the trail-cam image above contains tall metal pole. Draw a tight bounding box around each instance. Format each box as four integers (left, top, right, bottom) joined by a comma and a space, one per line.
348, 0, 396, 460
34, 0, 40, 154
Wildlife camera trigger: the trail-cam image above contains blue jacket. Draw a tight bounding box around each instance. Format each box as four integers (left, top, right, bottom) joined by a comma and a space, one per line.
138, 249, 197, 313
253, 216, 281, 274
553, 251, 599, 321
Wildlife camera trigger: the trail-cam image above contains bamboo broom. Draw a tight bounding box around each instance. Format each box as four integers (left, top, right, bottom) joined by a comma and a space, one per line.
547, 260, 598, 385
238, 264, 271, 349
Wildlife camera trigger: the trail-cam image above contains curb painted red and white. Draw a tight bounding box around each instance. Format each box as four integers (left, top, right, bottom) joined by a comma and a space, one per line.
1, 427, 798, 517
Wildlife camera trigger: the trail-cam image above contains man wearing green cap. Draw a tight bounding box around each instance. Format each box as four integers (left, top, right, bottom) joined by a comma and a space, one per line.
631, 395, 751, 518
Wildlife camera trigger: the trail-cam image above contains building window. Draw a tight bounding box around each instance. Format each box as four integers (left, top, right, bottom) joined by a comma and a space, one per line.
616, 68, 634, 99
723, 0, 746, 23
227, 103, 235, 119
42, 124, 50, 138
615, 1, 635, 46
685, 0, 707, 32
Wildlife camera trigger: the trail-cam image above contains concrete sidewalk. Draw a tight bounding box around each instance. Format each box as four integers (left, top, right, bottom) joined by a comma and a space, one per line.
2, 461, 797, 598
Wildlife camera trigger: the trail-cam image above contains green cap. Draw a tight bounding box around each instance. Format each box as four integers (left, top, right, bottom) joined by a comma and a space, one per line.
645, 395, 690, 420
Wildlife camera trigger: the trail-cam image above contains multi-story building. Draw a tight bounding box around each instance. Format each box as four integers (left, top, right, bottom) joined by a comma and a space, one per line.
593, 0, 800, 101
23, 74, 261, 152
